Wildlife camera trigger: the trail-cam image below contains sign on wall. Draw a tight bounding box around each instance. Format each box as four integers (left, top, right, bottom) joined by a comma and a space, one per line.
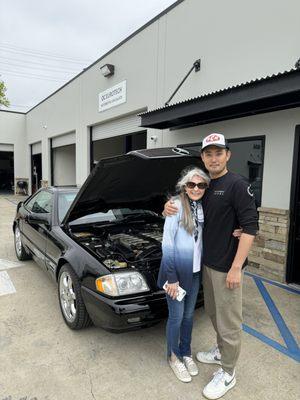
99, 80, 127, 112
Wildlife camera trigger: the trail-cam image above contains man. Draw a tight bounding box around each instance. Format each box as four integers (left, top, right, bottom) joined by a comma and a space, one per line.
164, 133, 258, 399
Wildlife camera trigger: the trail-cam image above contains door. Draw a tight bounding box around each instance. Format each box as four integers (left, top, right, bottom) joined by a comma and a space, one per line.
22, 190, 53, 270
44, 191, 78, 276
32, 153, 42, 193
31, 142, 42, 193
287, 126, 300, 284
0, 149, 14, 193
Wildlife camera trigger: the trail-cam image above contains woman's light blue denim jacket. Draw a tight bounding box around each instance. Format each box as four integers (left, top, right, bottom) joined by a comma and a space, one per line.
157, 198, 203, 294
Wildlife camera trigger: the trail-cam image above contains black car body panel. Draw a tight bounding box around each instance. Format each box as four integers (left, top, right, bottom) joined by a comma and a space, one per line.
81, 287, 168, 332
13, 148, 204, 332
63, 147, 204, 223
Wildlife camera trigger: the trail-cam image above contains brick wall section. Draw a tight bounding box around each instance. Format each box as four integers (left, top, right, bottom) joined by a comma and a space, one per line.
247, 207, 289, 283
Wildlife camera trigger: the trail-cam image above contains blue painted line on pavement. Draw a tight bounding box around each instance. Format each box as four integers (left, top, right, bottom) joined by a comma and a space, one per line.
243, 324, 300, 363
253, 276, 299, 354
245, 271, 300, 295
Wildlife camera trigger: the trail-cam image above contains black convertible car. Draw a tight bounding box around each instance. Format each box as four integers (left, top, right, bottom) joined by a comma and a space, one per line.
13, 148, 204, 332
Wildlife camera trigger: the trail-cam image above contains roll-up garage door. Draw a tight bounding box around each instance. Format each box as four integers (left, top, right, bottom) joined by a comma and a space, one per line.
52, 131, 75, 148
92, 112, 145, 141
0, 144, 14, 152
31, 141, 42, 155
51, 132, 76, 186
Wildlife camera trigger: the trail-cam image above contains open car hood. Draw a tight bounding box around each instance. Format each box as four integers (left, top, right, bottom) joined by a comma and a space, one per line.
63, 147, 205, 224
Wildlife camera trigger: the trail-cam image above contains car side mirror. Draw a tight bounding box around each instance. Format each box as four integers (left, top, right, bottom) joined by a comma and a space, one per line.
27, 213, 51, 228
16, 201, 23, 212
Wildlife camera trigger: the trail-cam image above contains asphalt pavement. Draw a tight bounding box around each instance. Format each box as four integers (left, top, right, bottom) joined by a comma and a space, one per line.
0, 195, 299, 400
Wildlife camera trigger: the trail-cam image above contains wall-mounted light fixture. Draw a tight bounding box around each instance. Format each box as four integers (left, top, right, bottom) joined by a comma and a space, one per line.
100, 64, 115, 77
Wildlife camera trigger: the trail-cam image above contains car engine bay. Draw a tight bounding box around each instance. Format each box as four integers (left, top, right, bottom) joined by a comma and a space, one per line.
71, 222, 164, 271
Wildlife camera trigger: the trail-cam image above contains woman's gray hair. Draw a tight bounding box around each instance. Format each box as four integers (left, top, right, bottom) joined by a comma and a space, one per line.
176, 167, 210, 192
174, 167, 210, 235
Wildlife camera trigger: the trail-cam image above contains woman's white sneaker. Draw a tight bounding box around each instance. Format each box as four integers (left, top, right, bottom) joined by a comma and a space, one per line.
183, 356, 199, 376
168, 358, 192, 382
203, 368, 236, 399
196, 345, 221, 365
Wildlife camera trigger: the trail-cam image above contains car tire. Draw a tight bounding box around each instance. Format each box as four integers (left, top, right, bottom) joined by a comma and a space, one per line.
14, 224, 32, 261
58, 263, 92, 330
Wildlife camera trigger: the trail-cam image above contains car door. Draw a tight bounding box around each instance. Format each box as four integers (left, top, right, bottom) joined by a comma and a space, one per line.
44, 190, 78, 276
22, 190, 53, 270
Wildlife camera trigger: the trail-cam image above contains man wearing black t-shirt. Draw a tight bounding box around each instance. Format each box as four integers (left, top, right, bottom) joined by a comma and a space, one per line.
164, 133, 258, 399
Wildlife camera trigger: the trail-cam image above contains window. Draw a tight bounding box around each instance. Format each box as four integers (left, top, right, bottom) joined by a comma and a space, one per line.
227, 137, 264, 207
25, 190, 53, 213
58, 191, 78, 222
178, 136, 265, 207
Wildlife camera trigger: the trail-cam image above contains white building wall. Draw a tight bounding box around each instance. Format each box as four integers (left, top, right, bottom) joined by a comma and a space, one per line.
1, 0, 300, 202
25, 21, 160, 186
162, 107, 300, 210
26, 80, 81, 186
160, 0, 300, 104
0, 111, 27, 183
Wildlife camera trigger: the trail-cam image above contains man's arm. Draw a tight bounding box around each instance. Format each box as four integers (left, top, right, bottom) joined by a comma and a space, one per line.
227, 179, 258, 289
226, 233, 255, 289
163, 198, 179, 217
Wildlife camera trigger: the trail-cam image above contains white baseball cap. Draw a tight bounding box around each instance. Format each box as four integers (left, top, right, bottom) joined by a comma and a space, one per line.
201, 133, 229, 151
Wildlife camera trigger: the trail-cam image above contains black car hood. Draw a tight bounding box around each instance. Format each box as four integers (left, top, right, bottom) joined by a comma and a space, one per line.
63, 147, 205, 223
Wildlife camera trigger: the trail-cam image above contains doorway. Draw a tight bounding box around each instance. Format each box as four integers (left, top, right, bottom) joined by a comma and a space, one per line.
31, 153, 42, 194
287, 126, 300, 284
0, 150, 14, 194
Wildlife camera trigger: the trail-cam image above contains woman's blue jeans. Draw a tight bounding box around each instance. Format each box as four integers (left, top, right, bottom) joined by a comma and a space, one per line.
166, 272, 200, 359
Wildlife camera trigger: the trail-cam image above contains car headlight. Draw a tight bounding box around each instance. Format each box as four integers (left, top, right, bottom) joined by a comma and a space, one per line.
95, 271, 149, 296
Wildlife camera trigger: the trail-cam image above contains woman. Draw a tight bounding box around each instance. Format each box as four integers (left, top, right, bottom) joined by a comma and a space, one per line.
157, 167, 210, 383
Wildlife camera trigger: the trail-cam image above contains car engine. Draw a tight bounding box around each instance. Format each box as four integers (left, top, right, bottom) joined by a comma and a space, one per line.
73, 223, 163, 271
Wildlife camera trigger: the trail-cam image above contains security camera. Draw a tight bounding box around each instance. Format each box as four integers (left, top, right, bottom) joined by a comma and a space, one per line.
150, 135, 158, 142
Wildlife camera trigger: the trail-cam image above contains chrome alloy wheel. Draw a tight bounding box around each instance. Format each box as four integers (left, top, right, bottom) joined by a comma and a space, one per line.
15, 226, 22, 257
59, 271, 77, 323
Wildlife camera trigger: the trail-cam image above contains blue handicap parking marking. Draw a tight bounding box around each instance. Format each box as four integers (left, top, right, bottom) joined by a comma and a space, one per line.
245, 272, 300, 295
243, 271, 300, 363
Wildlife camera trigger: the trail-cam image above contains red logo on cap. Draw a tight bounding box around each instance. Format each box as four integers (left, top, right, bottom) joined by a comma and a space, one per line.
206, 134, 220, 143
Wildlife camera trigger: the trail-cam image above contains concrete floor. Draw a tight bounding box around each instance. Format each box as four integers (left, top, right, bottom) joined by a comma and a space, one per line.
0, 195, 299, 400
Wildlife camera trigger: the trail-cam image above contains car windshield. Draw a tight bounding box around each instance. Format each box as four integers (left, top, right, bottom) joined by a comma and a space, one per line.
58, 192, 159, 225
69, 208, 158, 225
58, 191, 78, 223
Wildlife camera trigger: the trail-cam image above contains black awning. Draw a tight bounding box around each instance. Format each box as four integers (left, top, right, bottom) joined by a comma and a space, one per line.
139, 69, 300, 130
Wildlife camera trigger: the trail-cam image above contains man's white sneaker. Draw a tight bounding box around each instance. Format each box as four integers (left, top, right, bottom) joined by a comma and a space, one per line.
183, 356, 199, 376
168, 358, 192, 383
203, 368, 236, 399
196, 345, 221, 365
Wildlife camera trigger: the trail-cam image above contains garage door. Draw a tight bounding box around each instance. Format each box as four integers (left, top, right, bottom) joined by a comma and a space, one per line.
92, 112, 145, 141
52, 132, 75, 148
51, 133, 76, 186
91, 112, 147, 167
31, 142, 42, 155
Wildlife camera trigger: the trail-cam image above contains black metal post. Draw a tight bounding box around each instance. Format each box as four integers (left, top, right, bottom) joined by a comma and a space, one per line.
165, 59, 201, 106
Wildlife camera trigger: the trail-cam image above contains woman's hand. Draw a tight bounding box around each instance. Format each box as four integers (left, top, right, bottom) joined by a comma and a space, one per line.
165, 282, 179, 300
163, 199, 179, 217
